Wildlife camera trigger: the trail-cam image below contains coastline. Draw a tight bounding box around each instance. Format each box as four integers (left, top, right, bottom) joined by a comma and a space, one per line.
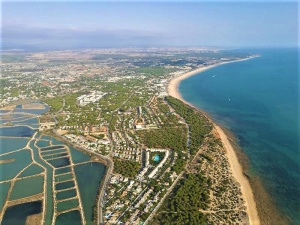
167, 58, 260, 225
168, 57, 255, 100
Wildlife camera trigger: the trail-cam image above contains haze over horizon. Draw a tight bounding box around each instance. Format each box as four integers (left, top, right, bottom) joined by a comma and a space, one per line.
1, 1, 298, 50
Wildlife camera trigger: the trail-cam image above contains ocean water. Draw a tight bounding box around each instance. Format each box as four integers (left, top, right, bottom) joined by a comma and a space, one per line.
179, 48, 299, 224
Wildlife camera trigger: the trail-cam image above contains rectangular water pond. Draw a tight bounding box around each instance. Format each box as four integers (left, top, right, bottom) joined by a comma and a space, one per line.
0, 138, 28, 154
41, 149, 67, 156
55, 167, 72, 175
56, 189, 77, 201
55, 210, 82, 225
55, 181, 75, 190
36, 139, 50, 148
56, 199, 78, 212
48, 157, 70, 168
44, 153, 69, 160
74, 162, 106, 225
41, 145, 65, 151
18, 164, 44, 178
69, 146, 91, 164
10, 175, 44, 200
0, 150, 32, 182
13, 118, 38, 126
0, 126, 36, 137
55, 173, 73, 182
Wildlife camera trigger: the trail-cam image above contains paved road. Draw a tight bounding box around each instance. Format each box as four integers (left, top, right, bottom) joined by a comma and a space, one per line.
53, 130, 113, 225
144, 171, 184, 225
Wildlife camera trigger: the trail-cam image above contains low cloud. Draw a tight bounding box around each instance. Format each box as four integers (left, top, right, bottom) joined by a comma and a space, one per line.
2, 25, 166, 50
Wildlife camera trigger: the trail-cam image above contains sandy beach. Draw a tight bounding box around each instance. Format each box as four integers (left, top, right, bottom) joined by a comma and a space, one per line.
167, 58, 260, 225
168, 57, 255, 100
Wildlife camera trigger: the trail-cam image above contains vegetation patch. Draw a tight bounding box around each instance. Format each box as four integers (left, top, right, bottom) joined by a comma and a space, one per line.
166, 96, 212, 156
113, 158, 141, 178
152, 173, 210, 225
137, 127, 187, 153
44, 96, 64, 112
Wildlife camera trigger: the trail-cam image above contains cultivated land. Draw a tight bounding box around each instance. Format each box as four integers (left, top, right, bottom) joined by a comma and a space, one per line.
0, 48, 259, 224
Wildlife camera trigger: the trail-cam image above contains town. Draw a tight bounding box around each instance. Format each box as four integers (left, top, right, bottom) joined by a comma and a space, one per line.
0, 48, 254, 224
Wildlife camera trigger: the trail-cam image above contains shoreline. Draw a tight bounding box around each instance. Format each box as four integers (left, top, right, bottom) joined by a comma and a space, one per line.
167, 57, 260, 225
168, 57, 256, 100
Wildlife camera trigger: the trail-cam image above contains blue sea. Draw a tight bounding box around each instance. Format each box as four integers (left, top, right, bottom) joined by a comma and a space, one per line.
179, 48, 299, 224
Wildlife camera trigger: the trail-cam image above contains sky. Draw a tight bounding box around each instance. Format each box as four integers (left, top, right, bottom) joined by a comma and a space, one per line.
1, 1, 299, 50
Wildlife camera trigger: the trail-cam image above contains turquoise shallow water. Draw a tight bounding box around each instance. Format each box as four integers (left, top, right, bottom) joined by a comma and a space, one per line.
179, 48, 299, 224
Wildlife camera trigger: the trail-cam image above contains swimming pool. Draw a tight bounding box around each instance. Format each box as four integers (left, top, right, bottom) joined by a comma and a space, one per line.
153, 155, 160, 162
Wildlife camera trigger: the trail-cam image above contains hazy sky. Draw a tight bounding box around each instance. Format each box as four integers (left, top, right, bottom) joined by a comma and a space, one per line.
1, 1, 299, 50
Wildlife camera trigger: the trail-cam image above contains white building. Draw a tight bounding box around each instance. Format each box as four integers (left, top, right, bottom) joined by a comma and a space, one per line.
77, 91, 107, 106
